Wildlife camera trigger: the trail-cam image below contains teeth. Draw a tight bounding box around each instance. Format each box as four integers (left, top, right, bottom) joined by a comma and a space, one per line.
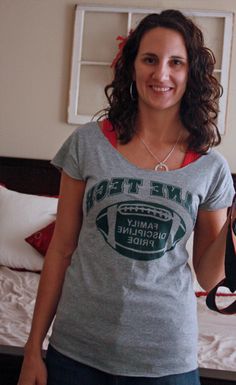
152, 86, 171, 92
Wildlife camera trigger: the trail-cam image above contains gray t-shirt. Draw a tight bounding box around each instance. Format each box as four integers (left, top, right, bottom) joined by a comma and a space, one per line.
50, 122, 234, 377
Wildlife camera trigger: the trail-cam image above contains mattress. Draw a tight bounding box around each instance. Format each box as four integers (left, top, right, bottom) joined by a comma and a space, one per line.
0, 266, 235, 372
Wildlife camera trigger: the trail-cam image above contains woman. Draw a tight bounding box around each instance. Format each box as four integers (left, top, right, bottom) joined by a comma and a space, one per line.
18, 10, 235, 385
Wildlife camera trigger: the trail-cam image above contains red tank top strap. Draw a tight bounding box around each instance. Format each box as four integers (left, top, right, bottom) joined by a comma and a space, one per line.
181, 150, 201, 168
101, 119, 117, 148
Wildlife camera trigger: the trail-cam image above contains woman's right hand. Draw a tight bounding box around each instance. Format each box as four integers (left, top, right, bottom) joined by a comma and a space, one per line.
17, 353, 47, 385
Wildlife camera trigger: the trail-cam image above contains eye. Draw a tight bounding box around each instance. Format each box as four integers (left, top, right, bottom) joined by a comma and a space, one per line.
143, 56, 156, 65
172, 58, 184, 66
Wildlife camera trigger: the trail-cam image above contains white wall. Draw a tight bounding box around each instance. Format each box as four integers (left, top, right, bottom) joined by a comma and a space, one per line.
0, 0, 235, 171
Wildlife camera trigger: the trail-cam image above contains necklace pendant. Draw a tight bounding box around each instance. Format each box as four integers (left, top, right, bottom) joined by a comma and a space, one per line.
155, 162, 169, 171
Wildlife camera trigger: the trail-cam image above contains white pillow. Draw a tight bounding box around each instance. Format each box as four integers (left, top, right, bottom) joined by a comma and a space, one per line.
0, 186, 58, 271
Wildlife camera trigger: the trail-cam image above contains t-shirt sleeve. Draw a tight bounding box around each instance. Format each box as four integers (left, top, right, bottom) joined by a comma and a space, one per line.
51, 128, 83, 180
199, 158, 235, 211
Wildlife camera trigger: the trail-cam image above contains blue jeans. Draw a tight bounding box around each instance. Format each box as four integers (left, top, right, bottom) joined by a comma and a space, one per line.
46, 345, 201, 385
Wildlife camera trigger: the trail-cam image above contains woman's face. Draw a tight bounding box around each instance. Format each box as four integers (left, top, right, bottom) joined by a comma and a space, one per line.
133, 27, 189, 115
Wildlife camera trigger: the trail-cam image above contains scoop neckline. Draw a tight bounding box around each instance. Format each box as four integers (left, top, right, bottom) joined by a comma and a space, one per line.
94, 121, 206, 176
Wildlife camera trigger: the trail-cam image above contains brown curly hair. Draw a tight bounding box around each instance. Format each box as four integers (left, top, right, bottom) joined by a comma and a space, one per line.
102, 10, 222, 153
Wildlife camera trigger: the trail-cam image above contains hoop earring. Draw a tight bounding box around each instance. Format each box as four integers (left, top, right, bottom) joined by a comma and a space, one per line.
130, 81, 136, 101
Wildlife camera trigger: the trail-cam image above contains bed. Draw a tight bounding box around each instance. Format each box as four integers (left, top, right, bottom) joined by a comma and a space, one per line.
0, 156, 235, 385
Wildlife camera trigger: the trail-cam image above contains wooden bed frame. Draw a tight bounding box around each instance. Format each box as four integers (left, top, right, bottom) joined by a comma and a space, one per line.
0, 156, 236, 385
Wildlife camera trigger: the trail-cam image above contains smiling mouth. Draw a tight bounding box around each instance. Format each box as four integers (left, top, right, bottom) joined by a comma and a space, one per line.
151, 86, 172, 92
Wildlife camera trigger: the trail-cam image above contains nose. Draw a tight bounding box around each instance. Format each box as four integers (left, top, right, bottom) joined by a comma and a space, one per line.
152, 62, 170, 81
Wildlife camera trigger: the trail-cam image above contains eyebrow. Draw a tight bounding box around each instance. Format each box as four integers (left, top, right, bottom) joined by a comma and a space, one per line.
141, 52, 188, 60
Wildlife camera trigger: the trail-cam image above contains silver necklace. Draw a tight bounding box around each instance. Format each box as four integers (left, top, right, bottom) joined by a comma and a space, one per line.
137, 131, 182, 171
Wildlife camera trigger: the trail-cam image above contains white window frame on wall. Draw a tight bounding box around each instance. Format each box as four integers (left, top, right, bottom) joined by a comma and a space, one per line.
67, 4, 233, 134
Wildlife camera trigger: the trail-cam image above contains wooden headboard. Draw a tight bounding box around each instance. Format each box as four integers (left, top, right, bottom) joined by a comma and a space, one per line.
0, 156, 60, 195
0, 156, 235, 194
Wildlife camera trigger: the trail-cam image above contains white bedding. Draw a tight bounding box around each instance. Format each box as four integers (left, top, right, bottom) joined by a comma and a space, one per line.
0, 266, 235, 372
197, 295, 236, 370
0, 266, 50, 350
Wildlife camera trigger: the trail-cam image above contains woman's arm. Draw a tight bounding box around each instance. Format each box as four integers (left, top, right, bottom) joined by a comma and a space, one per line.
192, 208, 229, 292
17, 171, 86, 385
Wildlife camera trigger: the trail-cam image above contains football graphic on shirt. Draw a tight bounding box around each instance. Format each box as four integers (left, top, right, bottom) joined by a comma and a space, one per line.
96, 200, 186, 260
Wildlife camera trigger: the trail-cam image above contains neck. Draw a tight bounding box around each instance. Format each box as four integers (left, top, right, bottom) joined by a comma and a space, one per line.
136, 108, 183, 143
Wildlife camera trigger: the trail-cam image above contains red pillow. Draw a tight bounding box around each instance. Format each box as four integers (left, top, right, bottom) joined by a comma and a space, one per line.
25, 221, 55, 256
